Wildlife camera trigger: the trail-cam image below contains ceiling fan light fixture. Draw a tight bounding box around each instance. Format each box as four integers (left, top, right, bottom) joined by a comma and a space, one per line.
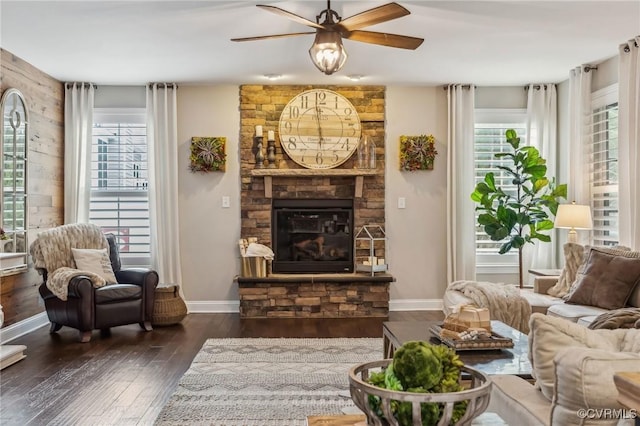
308, 30, 347, 75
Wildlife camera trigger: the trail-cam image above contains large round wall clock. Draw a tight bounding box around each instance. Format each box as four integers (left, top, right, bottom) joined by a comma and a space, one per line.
278, 89, 362, 169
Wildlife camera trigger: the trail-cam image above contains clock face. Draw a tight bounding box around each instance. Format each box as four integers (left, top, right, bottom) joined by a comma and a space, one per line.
278, 89, 362, 169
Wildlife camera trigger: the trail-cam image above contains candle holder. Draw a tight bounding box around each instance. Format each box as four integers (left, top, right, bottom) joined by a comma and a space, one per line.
267, 136, 277, 169
254, 136, 264, 169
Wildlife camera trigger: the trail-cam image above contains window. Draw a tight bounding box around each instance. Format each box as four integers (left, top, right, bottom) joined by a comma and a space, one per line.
474, 109, 527, 271
589, 86, 619, 246
91, 109, 150, 266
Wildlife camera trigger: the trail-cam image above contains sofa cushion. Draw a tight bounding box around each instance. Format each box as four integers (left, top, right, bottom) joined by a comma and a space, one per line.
548, 242, 584, 298
71, 247, 118, 284
565, 248, 640, 310
546, 303, 608, 322
527, 313, 640, 401
487, 375, 550, 426
552, 348, 640, 426
95, 283, 142, 304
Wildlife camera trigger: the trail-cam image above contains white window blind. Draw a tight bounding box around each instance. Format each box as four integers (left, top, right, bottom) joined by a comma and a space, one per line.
589, 87, 618, 246
91, 109, 150, 265
474, 109, 527, 269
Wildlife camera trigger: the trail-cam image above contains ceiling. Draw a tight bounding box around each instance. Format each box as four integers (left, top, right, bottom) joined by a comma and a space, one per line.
1, 1, 639, 86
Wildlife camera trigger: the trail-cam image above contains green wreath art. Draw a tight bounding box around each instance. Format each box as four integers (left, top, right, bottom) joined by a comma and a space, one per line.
399, 134, 438, 171
189, 137, 226, 173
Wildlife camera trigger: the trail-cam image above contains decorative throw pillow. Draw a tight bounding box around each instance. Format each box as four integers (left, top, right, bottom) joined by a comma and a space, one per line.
563, 245, 640, 301
527, 313, 639, 401
71, 248, 118, 284
564, 248, 640, 310
547, 242, 584, 298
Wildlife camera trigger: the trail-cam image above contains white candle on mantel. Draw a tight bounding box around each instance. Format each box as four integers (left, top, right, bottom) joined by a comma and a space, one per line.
268, 130, 275, 140
255, 125, 263, 137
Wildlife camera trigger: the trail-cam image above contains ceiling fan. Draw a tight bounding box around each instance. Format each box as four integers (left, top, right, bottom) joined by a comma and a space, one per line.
231, 1, 424, 75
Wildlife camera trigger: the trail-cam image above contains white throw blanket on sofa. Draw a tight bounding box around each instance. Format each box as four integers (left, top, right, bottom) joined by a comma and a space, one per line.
30, 223, 109, 301
447, 280, 532, 333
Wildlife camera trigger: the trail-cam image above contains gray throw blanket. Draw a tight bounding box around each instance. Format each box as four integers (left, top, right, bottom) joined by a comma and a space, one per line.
30, 223, 109, 301
588, 308, 640, 330
448, 280, 532, 333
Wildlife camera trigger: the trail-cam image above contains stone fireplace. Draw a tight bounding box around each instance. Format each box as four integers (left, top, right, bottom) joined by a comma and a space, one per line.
237, 85, 391, 318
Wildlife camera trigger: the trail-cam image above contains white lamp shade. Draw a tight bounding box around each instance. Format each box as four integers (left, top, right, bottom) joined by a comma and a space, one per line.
554, 204, 593, 230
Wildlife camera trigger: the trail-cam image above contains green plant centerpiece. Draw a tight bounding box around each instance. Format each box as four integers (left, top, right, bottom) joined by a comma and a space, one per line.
471, 129, 567, 287
366, 341, 468, 425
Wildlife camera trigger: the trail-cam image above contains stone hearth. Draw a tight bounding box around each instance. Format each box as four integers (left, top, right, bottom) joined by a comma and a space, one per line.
237, 274, 393, 318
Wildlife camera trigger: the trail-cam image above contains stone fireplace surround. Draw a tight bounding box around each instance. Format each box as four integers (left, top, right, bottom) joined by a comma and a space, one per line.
238, 85, 391, 318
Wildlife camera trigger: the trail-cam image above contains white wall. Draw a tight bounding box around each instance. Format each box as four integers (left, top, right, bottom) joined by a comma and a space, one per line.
385, 87, 448, 307
176, 86, 241, 304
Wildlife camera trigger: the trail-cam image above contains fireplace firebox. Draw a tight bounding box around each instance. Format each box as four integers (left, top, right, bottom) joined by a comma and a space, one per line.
272, 199, 354, 273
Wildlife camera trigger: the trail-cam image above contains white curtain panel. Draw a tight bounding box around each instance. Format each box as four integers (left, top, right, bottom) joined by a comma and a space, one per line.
146, 84, 183, 286
567, 67, 592, 205
446, 85, 476, 283
63, 82, 94, 224
524, 84, 558, 274
618, 36, 640, 249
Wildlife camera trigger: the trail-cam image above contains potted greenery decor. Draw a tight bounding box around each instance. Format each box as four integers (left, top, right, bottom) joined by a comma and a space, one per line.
400, 134, 438, 171
471, 129, 567, 288
189, 136, 226, 173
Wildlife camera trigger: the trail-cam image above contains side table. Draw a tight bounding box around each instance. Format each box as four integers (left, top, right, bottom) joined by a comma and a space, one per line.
152, 284, 187, 326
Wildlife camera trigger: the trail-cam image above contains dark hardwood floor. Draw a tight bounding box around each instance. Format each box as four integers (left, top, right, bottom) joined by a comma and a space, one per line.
0, 311, 443, 425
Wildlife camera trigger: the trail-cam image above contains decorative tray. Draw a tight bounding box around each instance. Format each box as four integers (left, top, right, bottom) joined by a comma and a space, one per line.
429, 324, 514, 351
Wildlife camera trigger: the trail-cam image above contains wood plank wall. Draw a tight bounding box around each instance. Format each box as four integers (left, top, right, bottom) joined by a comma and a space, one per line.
0, 49, 64, 327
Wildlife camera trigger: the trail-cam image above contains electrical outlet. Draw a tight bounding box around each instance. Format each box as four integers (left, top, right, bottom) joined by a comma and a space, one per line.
398, 197, 406, 209
222, 196, 230, 208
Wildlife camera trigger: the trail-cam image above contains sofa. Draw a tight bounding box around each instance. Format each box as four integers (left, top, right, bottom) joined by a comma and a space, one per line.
443, 245, 640, 328
487, 313, 640, 426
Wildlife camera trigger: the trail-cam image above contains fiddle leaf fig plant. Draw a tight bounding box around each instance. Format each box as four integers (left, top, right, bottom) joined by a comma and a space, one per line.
471, 129, 567, 287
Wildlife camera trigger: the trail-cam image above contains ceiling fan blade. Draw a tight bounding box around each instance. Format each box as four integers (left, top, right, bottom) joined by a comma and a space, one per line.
231, 32, 315, 42
339, 2, 410, 31
345, 30, 424, 50
257, 5, 325, 29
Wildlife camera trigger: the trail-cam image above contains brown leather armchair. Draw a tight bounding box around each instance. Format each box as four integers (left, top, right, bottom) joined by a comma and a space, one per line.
36, 228, 158, 343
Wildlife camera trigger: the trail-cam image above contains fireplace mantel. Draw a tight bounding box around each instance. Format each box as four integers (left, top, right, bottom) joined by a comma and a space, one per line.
250, 168, 381, 198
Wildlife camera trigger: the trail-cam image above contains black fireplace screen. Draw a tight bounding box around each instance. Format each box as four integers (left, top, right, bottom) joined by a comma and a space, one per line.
272, 199, 354, 273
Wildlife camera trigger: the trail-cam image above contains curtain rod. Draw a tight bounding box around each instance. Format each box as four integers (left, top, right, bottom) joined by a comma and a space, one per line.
623, 40, 638, 52
442, 84, 474, 90
148, 83, 178, 89
524, 83, 557, 91
64, 82, 97, 89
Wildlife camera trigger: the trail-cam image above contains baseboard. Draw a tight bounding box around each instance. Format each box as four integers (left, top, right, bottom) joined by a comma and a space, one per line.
0, 312, 49, 344
185, 299, 443, 313
186, 300, 241, 313
389, 299, 443, 311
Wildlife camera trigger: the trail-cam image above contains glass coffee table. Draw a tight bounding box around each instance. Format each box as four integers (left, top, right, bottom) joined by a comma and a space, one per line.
383, 320, 532, 380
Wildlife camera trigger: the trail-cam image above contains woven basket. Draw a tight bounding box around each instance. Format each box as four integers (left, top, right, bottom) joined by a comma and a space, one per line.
152, 285, 187, 326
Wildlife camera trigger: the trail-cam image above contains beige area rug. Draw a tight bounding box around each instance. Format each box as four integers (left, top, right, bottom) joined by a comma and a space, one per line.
154, 337, 382, 425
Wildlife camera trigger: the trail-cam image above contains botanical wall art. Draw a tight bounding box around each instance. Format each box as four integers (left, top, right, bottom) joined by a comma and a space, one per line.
189, 137, 226, 173
399, 134, 438, 171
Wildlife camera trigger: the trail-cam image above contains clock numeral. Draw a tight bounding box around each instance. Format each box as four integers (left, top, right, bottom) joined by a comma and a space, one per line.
316, 151, 323, 165
300, 149, 307, 163
300, 95, 308, 109
341, 139, 350, 150
348, 125, 356, 136
289, 106, 299, 119
283, 121, 292, 132
316, 91, 326, 105
334, 96, 338, 109
288, 137, 297, 150
344, 107, 352, 116
333, 151, 339, 162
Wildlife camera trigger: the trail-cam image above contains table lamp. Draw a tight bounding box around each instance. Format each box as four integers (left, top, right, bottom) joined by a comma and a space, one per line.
554, 201, 593, 243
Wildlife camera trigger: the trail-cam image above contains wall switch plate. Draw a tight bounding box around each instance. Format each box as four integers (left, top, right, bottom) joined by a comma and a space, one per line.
222, 196, 230, 208
398, 197, 406, 209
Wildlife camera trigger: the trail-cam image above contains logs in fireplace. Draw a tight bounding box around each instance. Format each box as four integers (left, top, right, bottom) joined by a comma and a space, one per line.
272, 199, 354, 273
